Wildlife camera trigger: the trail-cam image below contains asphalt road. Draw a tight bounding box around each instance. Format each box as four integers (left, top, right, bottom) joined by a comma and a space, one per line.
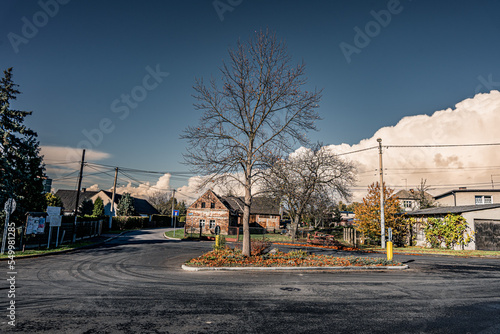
1, 228, 499, 333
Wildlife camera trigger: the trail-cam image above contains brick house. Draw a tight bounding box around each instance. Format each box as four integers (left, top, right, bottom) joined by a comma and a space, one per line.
185, 189, 281, 235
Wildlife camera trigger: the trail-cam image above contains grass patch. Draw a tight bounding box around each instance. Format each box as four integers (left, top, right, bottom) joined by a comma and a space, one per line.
185, 248, 402, 267
0, 238, 104, 259
359, 245, 500, 257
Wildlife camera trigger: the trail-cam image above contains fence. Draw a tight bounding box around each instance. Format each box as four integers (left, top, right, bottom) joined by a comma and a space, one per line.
343, 227, 358, 247
2, 215, 104, 251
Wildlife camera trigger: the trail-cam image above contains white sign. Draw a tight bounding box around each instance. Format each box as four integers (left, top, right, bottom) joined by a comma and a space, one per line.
47, 206, 61, 216
4, 198, 16, 214
49, 215, 62, 227
26, 217, 37, 234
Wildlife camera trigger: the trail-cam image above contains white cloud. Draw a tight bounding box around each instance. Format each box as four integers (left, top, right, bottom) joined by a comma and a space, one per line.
325, 90, 500, 201
42, 146, 112, 188
113, 173, 172, 199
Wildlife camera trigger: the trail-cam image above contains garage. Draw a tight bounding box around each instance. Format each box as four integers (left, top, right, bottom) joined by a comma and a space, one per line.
475, 219, 500, 251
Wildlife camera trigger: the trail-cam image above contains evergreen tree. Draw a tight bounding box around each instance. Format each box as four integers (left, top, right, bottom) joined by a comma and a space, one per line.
0, 68, 45, 224
80, 199, 94, 216
117, 193, 136, 216
92, 197, 105, 217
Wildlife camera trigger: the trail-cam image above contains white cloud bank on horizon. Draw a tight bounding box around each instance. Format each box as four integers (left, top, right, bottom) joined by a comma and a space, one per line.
326, 90, 500, 201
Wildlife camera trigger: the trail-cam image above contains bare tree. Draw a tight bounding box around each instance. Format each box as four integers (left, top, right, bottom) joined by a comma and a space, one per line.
147, 190, 171, 214
411, 179, 436, 209
262, 144, 356, 239
182, 30, 321, 256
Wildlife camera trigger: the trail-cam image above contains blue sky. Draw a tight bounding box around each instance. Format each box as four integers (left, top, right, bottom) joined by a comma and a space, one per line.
2, 0, 500, 198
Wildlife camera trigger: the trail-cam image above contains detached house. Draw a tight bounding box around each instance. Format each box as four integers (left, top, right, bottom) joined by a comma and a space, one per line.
408, 204, 500, 251
434, 188, 500, 207
392, 189, 434, 212
185, 190, 281, 235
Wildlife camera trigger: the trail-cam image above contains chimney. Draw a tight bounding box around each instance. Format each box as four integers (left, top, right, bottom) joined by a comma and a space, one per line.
459, 187, 467, 190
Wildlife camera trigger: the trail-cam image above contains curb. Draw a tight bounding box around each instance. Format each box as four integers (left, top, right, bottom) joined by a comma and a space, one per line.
164, 233, 182, 241
181, 264, 409, 271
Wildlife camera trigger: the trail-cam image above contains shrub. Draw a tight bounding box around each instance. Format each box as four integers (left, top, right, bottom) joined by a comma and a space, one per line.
251, 239, 272, 256
424, 214, 474, 249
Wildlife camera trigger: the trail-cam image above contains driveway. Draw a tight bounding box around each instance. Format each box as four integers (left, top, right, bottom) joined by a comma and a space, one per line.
2, 228, 499, 333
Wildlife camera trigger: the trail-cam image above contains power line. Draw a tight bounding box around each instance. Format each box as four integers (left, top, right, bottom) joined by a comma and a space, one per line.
385, 142, 500, 148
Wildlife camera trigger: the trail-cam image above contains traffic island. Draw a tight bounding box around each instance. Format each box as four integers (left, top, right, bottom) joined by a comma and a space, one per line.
182, 248, 408, 271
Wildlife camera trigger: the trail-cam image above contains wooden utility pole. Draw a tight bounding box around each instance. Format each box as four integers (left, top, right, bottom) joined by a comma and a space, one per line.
109, 167, 118, 229
377, 139, 386, 249
73, 149, 85, 242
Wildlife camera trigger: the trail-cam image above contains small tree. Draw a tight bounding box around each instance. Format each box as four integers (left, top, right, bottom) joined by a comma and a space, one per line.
147, 190, 171, 214
80, 199, 94, 216
45, 193, 63, 209
117, 193, 136, 216
332, 205, 342, 225
92, 197, 105, 217
424, 214, 474, 249
411, 179, 436, 210
355, 182, 409, 246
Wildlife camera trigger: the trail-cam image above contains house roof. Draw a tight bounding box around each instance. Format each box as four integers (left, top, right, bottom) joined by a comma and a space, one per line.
407, 203, 500, 216
55, 189, 99, 212
392, 189, 433, 201
55, 189, 159, 215
98, 190, 159, 215
434, 189, 500, 200
220, 196, 280, 216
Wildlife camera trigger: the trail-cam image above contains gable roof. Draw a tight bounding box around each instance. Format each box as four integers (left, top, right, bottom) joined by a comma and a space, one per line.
98, 190, 159, 215
407, 203, 500, 216
220, 196, 280, 215
392, 189, 433, 201
55, 189, 159, 215
55, 189, 99, 212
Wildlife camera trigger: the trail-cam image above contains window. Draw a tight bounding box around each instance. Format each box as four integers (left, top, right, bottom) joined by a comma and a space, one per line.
403, 200, 412, 209
210, 202, 215, 209
475, 195, 492, 205
199, 219, 205, 228
201, 202, 206, 208
209, 220, 216, 229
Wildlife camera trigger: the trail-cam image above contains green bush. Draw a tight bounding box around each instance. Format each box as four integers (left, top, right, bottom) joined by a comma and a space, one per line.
112, 216, 149, 230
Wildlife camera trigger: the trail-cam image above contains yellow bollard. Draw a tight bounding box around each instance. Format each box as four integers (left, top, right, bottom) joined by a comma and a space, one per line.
215, 235, 221, 249
387, 241, 393, 261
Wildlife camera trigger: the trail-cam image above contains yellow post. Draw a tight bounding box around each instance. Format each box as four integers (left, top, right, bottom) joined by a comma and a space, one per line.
387, 241, 393, 261
215, 235, 221, 249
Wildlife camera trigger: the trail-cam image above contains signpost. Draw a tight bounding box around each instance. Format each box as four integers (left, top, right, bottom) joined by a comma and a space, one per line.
1, 198, 16, 255
173, 210, 179, 237
46, 206, 62, 248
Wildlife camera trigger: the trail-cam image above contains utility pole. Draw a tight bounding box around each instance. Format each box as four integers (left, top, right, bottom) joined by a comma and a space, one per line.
109, 167, 118, 229
73, 149, 85, 242
377, 138, 386, 249
171, 189, 176, 228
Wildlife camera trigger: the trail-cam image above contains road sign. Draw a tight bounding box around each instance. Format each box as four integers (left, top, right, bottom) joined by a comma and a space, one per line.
4, 198, 16, 214
173, 210, 179, 216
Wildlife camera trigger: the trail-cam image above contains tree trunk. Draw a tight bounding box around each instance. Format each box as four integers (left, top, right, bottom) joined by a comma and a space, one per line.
242, 176, 252, 256
290, 215, 300, 240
